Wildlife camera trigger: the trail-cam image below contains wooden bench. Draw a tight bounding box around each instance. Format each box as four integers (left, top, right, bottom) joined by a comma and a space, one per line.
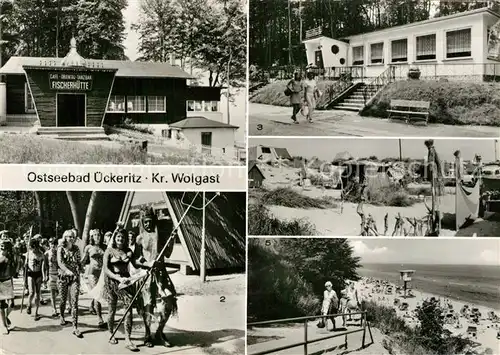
387, 99, 430, 125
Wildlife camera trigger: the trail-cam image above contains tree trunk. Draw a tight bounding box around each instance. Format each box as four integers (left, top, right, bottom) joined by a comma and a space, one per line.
81, 191, 100, 248
34, 191, 43, 234
226, 47, 232, 124
66, 191, 82, 237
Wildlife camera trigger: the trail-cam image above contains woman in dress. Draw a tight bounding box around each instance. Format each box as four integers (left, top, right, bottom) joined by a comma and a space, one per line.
303, 71, 320, 123
43, 237, 59, 317
81, 229, 106, 328
0, 236, 16, 334
287, 72, 302, 123
321, 281, 338, 330
25, 235, 46, 321
102, 228, 154, 351
57, 229, 83, 338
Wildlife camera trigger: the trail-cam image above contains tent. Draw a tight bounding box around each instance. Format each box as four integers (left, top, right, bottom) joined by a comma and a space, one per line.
248, 145, 292, 163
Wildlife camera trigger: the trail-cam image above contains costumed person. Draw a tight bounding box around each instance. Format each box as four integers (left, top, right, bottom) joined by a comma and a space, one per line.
425, 139, 444, 235
303, 71, 320, 123
104, 231, 113, 248
43, 237, 59, 317
98, 227, 154, 351
128, 230, 143, 275
136, 207, 177, 348
25, 235, 46, 321
454, 150, 463, 185
286, 72, 302, 123
0, 234, 16, 334
319, 281, 338, 330
81, 229, 106, 328
57, 229, 83, 338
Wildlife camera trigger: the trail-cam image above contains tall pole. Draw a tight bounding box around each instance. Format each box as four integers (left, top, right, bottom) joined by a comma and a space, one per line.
200, 191, 206, 282
495, 139, 498, 161
56, 0, 60, 57
399, 139, 402, 161
299, 0, 303, 43
288, 0, 292, 65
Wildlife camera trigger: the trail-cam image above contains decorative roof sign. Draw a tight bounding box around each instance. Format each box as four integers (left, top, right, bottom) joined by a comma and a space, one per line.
49, 72, 93, 91
61, 37, 87, 67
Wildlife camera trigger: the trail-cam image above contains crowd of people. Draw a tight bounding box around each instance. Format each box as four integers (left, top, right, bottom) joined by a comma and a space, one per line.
0, 211, 176, 352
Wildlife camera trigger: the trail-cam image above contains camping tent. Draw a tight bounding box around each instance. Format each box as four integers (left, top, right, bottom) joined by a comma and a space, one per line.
248, 145, 292, 163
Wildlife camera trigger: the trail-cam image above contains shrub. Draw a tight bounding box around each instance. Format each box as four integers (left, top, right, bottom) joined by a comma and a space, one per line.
260, 187, 337, 209
345, 182, 417, 207
248, 204, 316, 236
363, 80, 500, 126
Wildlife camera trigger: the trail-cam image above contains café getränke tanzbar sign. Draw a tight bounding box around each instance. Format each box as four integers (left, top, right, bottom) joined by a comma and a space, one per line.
49, 72, 93, 91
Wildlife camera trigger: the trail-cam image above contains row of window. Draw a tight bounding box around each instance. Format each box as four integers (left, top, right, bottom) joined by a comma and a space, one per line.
107, 95, 166, 113
187, 100, 219, 112
352, 28, 472, 65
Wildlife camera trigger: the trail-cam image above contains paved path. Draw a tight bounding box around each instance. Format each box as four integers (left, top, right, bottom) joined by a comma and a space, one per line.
247, 317, 372, 355
249, 104, 500, 137
0, 276, 244, 355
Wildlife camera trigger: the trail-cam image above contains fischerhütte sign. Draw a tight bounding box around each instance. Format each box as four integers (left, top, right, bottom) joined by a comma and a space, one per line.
49, 73, 93, 91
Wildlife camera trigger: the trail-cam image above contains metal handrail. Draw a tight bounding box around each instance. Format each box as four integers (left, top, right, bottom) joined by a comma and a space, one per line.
363, 65, 396, 105
247, 310, 374, 355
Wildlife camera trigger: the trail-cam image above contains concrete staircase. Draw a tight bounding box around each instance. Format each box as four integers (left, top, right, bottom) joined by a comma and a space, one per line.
36, 126, 109, 141
332, 84, 378, 112
4, 114, 38, 127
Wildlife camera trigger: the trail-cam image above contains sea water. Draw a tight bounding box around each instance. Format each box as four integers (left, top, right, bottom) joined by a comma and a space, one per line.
359, 263, 500, 311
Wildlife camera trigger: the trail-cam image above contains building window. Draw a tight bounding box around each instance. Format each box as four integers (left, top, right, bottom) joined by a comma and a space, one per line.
446, 28, 471, 58
391, 39, 408, 62
127, 96, 146, 113
24, 83, 35, 113
147, 96, 166, 112
370, 43, 384, 64
416, 34, 436, 60
352, 46, 364, 65
186, 100, 219, 112
107, 95, 126, 112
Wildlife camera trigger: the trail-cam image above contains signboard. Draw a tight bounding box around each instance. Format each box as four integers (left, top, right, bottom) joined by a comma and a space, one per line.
49, 72, 92, 91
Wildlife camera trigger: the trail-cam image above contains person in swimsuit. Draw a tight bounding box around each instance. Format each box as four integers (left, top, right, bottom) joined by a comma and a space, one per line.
0, 235, 16, 334
57, 229, 83, 338
25, 235, 46, 321
303, 71, 320, 123
81, 229, 106, 328
43, 237, 59, 318
103, 228, 154, 352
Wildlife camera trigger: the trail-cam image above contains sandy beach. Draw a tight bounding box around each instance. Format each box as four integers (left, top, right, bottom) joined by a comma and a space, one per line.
356, 277, 500, 353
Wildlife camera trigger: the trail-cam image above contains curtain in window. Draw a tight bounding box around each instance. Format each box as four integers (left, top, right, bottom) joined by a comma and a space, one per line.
447, 29, 471, 54
416, 34, 436, 56
353, 46, 364, 63
370, 43, 384, 62
391, 39, 407, 61
128, 96, 145, 112
147, 96, 165, 112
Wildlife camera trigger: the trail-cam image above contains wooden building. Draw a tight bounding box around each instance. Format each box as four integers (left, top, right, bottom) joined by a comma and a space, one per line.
248, 161, 265, 188
0, 38, 223, 139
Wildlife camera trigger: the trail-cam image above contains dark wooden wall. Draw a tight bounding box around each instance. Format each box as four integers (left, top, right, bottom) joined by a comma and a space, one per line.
24, 69, 115, 127
186, 86, 222, 101
5, 75, 27, 114
105, 77, 188, 125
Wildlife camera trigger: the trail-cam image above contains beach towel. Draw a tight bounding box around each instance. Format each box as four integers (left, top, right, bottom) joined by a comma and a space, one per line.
455, 179, 480, 230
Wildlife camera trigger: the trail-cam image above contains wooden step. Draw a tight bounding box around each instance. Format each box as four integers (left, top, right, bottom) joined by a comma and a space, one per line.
36, 126, 109, 141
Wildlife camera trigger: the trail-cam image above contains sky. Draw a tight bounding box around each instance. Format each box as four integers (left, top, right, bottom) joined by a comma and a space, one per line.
350, 238, 500, 265
121, 2, 246, 143
250, 138, 500, 162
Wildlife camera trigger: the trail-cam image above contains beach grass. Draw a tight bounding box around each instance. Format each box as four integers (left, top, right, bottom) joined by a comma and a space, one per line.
363, 80, 500, 126
260, 187, 338, 209
0, 134, 223, 165
248, 204, 316, 236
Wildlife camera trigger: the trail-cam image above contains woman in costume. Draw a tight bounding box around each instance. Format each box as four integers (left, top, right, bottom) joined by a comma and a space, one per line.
43, 237, 59, 317
81, 229, 106, 328
57, 229, 83, 337
0, 234, 16, 334
25, 235, 46, 321
101, 228, 154, 351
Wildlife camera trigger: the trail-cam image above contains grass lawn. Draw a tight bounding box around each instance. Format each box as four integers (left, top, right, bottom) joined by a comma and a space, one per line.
0, 134, 230, 165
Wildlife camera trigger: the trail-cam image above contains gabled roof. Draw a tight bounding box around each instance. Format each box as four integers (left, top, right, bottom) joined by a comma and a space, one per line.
248, 161, 265, 178
0, 56, 193, 79
170, 116, 239, 129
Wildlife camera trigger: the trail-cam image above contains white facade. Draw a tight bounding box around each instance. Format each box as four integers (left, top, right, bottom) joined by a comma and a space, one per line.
303, 37, 349, 68
180, 127, 237, 157
303, 8, 500, 80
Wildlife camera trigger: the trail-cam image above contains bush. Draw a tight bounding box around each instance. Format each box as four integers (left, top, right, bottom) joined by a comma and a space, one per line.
249, 80, 349, 109
363, 80, 500, 126
248, 204, 316, 236
260, 187, 337, 209
345, 182, 417, 207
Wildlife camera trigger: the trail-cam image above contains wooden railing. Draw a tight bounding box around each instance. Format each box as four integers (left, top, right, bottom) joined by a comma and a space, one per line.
247, 310, 374, 355
363, 65, 396, 105
264, 66, 364, 82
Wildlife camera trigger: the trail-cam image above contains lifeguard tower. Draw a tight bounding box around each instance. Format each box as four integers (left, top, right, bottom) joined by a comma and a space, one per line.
399, 270, 415, 298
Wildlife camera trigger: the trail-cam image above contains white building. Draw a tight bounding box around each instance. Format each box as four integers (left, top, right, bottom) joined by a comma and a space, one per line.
303, 7, 500, 81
